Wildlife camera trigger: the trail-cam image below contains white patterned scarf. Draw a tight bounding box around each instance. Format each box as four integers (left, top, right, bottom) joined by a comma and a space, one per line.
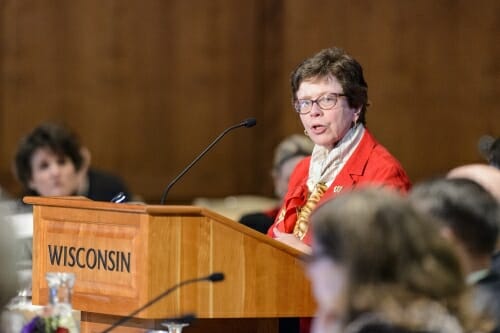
307, 124, 365, 191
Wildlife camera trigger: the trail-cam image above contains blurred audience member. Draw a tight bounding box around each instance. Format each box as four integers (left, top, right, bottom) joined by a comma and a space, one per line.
10, 122, 134, 293
447, 164, 500, 276
240, 134, 314, 233
308, 187, 492, 333
410, 178, 500, 326
14, 122, 131, 204
448, 164, 500, 202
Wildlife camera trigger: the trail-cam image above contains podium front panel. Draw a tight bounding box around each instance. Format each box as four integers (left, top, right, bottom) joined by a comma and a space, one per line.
28, 197, 315, 320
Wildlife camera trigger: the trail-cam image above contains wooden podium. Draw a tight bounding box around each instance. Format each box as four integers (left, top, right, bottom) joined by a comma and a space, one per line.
25, 197, 315, 332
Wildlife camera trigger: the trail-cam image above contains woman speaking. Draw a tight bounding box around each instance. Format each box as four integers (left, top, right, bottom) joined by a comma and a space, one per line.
267, 47, 411, 253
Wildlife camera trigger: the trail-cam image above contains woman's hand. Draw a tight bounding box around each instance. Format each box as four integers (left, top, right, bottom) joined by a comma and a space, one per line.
273, 227, 312, 254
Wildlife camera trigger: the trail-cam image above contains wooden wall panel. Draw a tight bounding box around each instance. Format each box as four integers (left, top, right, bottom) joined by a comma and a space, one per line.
280, 0, 500, 181
0, 0, 271, 202
1, 0, 499, 203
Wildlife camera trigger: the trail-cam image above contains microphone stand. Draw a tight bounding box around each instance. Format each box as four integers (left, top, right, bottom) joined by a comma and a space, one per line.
160, 118, 256, 204
100, 273, 224, 333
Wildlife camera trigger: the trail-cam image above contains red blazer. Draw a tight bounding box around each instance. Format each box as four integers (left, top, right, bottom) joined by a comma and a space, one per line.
267, 129, 411, 245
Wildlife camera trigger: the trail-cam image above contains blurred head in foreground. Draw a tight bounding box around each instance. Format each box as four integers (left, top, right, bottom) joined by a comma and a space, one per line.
447, 164, 500, 203
307, 187, 489, 333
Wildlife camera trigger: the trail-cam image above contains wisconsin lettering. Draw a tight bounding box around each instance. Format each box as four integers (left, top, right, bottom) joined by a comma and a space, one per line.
48, 245, 131, 273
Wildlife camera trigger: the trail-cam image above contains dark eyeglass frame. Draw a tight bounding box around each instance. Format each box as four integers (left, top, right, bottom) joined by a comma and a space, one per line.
294, 93, 346, 115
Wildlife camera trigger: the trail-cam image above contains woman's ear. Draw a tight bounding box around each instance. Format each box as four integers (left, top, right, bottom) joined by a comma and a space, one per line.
80, 147, 91, 173
354, 108, 362, 119
352, 108, 362, 127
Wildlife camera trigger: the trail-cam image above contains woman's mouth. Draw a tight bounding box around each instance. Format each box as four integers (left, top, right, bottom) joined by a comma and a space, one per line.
310, 124, 327, 135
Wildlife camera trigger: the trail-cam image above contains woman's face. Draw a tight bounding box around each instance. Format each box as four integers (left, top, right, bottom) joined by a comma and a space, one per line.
297, 76, 360, 150
306, 251, 348, 319
28, 147, 81, 196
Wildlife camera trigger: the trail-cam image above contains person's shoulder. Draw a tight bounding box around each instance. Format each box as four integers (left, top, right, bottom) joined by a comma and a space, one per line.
88, 168, 123, 181
87, 168, 131, 201
239, 212, 275, 234
359, 130, 401, 165
359, 130, 411, 190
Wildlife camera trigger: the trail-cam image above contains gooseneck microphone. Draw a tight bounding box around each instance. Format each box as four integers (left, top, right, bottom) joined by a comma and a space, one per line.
160, 118, 257, 204
100, 272, 225, 333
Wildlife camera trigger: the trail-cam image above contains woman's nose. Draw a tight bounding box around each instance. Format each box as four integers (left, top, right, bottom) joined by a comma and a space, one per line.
48, 163, 61, 176
309, 102, 323, 116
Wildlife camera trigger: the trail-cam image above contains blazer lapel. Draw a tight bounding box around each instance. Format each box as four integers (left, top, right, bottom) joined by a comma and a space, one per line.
325, 130, 377, 196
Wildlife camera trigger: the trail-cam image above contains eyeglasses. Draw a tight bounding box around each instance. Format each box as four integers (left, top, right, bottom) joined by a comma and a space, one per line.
294, 93, 346, 115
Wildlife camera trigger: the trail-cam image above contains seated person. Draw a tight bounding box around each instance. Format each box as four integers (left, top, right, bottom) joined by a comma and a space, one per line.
10, 122, 133, 278
14, 122, 131, 203
240, 134, 314, 233
448, 164, 500, 202
410, 177, 500, 326
447, 164, 500, 276
308, 187, 493, 333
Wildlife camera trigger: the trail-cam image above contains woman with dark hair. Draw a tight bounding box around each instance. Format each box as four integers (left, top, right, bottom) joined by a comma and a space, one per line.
11, 123, 133, 282
14, 122, 131, 202
267, 47, 410, 253
307, 188, 493, 333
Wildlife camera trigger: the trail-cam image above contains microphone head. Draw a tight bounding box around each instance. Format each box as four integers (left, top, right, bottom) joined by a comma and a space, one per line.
207, 272, 225, 282
242, 117, 257, 128
110, 192, 127, 203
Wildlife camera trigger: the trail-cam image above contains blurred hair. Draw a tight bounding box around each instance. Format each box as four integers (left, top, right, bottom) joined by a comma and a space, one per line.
273, 134, 314, 173
14, 123, 84, 193
489, 138, 500, 169
291, 47, 369, 125
447, 164, 500, 202
410, 178, 499, 256
311, 188, 472, 328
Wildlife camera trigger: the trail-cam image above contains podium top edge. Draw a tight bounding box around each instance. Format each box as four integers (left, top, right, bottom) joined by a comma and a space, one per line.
22, 196, 204, 215
23, 196, 304, 258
